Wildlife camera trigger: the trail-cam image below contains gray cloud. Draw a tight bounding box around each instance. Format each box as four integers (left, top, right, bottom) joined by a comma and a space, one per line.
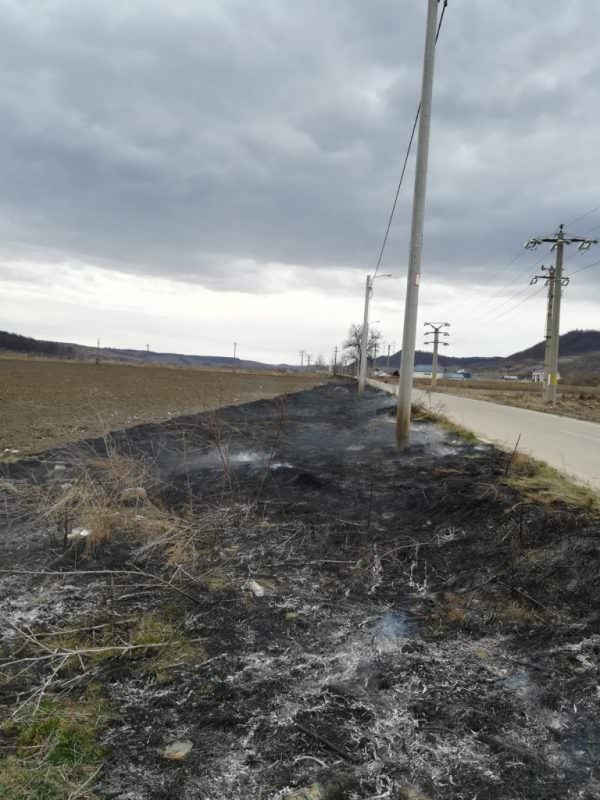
1, 0, 600, 296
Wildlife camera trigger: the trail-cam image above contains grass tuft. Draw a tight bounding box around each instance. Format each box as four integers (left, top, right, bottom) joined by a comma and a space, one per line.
0, 698, 109, 799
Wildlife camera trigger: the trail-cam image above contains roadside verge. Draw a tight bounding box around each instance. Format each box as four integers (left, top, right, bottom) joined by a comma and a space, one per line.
367, 378, 600, 493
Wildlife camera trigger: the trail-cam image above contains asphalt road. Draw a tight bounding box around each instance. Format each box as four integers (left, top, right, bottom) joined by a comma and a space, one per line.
368, 379, 600, 490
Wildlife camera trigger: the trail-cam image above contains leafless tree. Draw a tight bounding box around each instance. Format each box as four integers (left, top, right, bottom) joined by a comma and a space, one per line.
343, 324, 382, 364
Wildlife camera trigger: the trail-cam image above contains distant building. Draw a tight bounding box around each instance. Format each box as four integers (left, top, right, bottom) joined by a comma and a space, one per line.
413, 364, 433, 379
531, 368, 560, 383
503, 375, 519, 381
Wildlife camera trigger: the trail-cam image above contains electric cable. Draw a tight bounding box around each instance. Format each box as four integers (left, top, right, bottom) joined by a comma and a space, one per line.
373, 0, 448, 278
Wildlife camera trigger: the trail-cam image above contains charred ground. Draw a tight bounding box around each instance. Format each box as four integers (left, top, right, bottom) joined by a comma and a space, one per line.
1, 382, 600, 799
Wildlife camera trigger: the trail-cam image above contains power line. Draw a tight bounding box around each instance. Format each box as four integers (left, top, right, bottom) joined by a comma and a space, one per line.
565, 204, 600, 228
452, 283, 546, 345
373, 0, 448, 279
569, 257, 600, 277
450, 252, 545, 330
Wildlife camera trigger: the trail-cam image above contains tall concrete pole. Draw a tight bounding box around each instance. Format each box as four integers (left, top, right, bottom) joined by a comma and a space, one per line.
526, 225, 597, 404
358, 275, 372, 394
547, 226, 565, 406
424, 322, 449, 389
431, 334, 439, 388
396, 0, 439, 443
540, 268, 555, 403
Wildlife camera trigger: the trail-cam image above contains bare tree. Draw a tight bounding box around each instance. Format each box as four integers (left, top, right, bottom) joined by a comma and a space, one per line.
343, 324, 382, 365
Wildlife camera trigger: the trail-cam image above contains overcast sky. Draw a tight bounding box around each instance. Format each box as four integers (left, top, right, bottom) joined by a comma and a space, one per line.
1, 0, 599, 363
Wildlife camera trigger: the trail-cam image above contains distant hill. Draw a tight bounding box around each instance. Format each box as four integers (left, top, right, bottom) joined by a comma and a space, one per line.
375, 329, 600, 378
3, 328, 599, 379
505, 330, 600, 363
0, 330, 301, 371
0, 331, 75, 359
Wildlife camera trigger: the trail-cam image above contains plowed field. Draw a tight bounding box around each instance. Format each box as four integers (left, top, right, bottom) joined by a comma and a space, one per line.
0, 358, 326, 455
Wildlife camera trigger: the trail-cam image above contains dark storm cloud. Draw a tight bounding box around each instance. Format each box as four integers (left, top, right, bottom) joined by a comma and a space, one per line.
1, 0, 600, 290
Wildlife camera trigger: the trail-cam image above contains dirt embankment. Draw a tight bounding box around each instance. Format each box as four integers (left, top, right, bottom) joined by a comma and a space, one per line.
1, 383, 600, 799
0, 358, 326, 455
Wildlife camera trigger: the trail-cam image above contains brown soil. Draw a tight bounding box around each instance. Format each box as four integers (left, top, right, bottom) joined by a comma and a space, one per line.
0, 358, 326, 456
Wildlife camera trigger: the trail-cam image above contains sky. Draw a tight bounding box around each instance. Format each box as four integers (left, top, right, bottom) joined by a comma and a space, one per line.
1, 0, 600, 364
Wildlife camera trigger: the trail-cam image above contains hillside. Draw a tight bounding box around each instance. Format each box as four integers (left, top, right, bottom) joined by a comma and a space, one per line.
3, 328, 599, 377
0, 331, 292, 371
505, 329, 600, 363
375, 329, 600, 377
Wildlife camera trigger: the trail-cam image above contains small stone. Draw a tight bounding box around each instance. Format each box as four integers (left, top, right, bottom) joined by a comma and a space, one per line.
244, 579, 265, 597
398, 786, 432, 800
67, 527, 91, 541
285, 784, 325, 800
161, 740, 193, 761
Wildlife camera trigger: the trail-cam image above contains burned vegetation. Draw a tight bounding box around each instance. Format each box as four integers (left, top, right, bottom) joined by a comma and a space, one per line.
1, 382, 600, 799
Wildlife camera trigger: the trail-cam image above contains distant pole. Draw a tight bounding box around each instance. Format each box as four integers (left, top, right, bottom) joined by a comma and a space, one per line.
146, 343, 150, 353
233, 341, 238, 364
525, 224, 597, 405
386, 343, 391, 371
396, 0, 440, 443
424, 322, 449, 388
530, 266, 556, 400
358, 275, 372, 394
299, 350, 305, 369
547, 228, 565, 405
307, 354, 312, 368
95, 337, 101, 365
333, 346, 338, 375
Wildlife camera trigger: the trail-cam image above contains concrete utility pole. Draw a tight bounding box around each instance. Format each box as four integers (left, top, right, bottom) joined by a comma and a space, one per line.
358, 275, 372, 394
396, 0, 440, 443
525, 224, 597, 405
386, 343, 391, 371
333, 346, 338, 375
358, 273, 392, 394
530, 266, 560, 401
299, 350, 306, 369
424, 322, 449, 388
233, 342, 238, 363
307, 354, 312, 368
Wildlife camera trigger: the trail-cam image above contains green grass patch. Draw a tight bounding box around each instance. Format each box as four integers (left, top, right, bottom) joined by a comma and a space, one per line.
0, 698, 109, 799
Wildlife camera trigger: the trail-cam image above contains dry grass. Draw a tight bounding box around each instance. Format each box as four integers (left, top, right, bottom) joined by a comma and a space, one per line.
505, 453, 600, 512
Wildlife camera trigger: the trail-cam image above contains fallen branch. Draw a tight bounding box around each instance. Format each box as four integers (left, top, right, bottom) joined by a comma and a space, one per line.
295, 721, 358, 763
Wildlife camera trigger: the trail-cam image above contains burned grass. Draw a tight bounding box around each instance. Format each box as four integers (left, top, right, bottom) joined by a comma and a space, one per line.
1, 383, 600, 798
